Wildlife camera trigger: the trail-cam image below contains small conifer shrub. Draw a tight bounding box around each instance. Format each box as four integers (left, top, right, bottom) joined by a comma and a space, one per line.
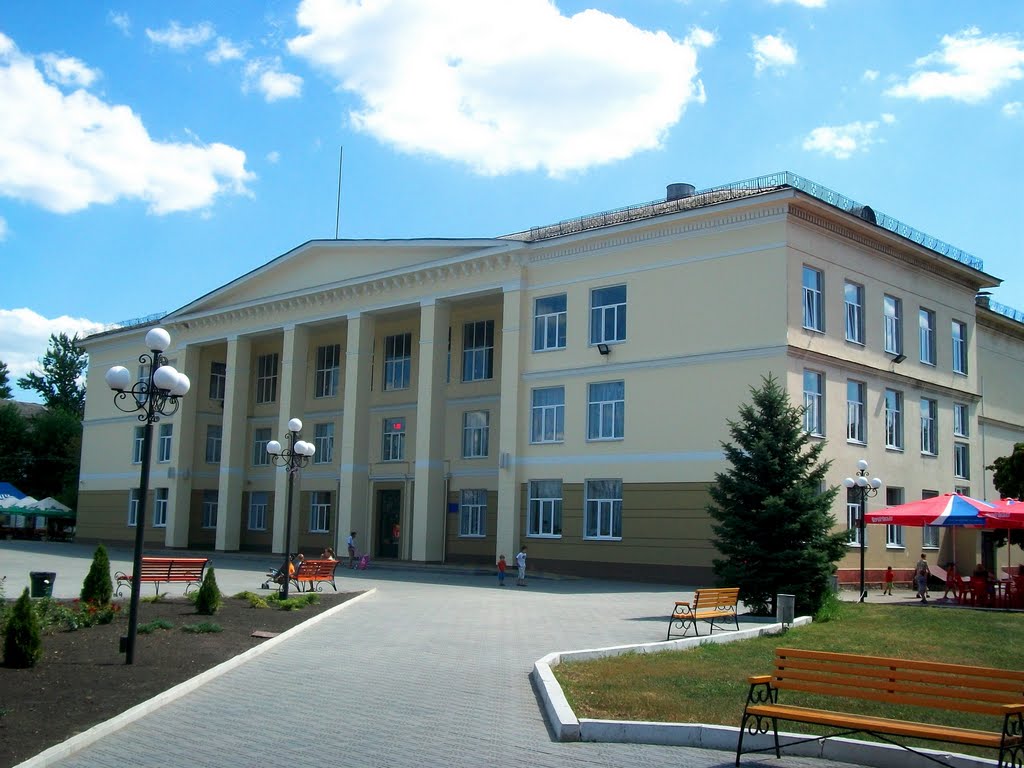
80, 544, 113, 605
3, 588, 42, 668
194, 568, 222, 615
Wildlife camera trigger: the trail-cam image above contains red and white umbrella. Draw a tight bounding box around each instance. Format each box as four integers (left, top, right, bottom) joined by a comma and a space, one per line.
980, 498, 1024, 529
864, 492, 994, 527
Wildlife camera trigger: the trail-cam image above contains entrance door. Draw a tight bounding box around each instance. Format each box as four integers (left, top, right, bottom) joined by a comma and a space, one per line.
377, 489, 401, 558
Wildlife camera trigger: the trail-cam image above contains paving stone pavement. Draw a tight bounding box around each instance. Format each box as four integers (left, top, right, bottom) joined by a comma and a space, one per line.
3, 541, 863, 768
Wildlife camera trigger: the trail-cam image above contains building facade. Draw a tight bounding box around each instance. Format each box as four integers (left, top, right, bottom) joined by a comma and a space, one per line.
77, 173, 1024, 583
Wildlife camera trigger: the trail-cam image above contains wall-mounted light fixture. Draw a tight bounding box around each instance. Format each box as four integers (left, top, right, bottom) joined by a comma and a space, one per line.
892, 353, 907, 364
597, 343, 610, 356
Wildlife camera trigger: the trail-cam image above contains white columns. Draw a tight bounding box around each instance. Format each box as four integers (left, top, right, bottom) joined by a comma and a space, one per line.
216, 335, 251, 551
166, 342, 200, 548
496, 286, 524, 563
272, 325, 309, 554
338, 314, 374, 553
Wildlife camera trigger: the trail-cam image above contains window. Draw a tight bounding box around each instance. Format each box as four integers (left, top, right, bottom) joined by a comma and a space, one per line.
252, 428, 271, 466
528, 480, 562, 537
383, 333, 412, 391
585, 479, 622, 539
462, 321, 494, 382
382, 417, 406, 462
534, 294, 567, 351
590, 285, 627, 344
803, 370, 824, 436
132, 426, 145, 464
201, 490, 218, 529
157, 423, 173, 462
953, 403, 969, 437
954, 442, 970, 480
315, 344, 341, 398
885, 388, 904, 450
587, 381, 624, 440
248, 491, 268, 531
209, 361, 226, 401
844, 281, 864, 344
922, 490, 940, 548
531, 387, 564, 444
205, 425, 222, 464
312, 423, 334, 464
886, 487, 904, 548
847, 380, 866, 444
919, 309, 936, 365
920, 398, 938, 455
137, 365, 149, 405
955, 485, 970, 497
310, 491, 331, 533
883, 295, 902, 354
462, 411, 489, 458
256, 353, 278, 404
846, 489, 863, 547
459, 489, 486, 536
802, 267, 823, 332
153, 488, 168, 527
128, 488, 141, 527
952, 320, 968, 374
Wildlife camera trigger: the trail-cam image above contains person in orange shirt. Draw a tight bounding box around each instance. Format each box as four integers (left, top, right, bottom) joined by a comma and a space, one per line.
883, 566, 894, 595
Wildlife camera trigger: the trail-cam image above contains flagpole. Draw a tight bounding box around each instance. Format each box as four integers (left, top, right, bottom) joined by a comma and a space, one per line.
335, 146, 344, 239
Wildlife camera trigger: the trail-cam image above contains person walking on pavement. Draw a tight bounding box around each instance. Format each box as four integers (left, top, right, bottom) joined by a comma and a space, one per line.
515, 546, 527, 586
883, 565, 894, 596
915, 553, 931, 603
347, 531, 358, 568
497, 554, 507, 586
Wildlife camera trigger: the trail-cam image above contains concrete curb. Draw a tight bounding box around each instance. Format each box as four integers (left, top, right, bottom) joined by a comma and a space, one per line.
14, 588, 377, 768
531, 614, 996, 768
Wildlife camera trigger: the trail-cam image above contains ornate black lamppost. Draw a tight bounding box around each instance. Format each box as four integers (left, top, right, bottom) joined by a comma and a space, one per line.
267, 418, 315, 599
842, 459, 882, 603
104, 327, 190, 664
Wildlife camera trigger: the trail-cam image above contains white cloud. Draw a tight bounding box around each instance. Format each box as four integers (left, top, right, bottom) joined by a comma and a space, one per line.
287, 0, 714, 177
802, 120, 881, 159
0, 35, 255, 214
39, 53, 100, 88
0, 308, 109, 395
207, 37, 245, 64
146, 21, 215, 51
768, 0, 826, 7
862, 69, 879, 81
0, 215, 7, 241
751, 34, 797, 75
1002, 101, 1022, 117
886, 27, 1024, 103
109, 11, 131, 36
243, 58, 303, 102
267, 150, 281, 163
881, 112, 896, 123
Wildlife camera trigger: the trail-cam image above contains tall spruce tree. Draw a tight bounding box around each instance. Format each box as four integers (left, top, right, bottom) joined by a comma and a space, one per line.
708, 374, 848, 617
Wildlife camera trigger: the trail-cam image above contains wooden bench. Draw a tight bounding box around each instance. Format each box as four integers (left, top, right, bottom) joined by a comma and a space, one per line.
666, 587, 740, 639
736, 647, 1024, 768
114, 556, 209, 596
290, 559, 340, 593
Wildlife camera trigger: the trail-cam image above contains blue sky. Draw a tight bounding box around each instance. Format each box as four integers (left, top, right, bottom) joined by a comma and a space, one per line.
1, 0, 1022, 401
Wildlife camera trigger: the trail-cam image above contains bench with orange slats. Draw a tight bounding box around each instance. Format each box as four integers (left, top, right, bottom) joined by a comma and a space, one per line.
290, 558, 340, 593
666, 587, 740, 640
736, 647, 1024, 768
114, 556, 209, 596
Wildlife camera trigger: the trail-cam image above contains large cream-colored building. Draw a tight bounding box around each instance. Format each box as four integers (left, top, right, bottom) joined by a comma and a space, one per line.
77, 172, 1024, 584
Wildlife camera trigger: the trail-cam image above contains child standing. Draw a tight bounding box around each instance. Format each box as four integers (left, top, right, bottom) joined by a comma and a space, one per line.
497, 554, 507, 586
883, 566, 894, 595
515, 546, 527, 586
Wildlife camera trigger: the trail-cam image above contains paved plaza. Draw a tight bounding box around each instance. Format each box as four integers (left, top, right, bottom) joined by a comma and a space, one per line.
2, 540, 869, 768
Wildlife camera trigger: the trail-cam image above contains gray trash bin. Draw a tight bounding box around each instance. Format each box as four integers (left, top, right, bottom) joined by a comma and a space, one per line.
776, 593, 795, 625
29, 571, 55, 598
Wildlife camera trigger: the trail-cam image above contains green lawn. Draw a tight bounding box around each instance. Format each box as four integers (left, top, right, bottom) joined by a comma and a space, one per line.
553, 601, 1024, 759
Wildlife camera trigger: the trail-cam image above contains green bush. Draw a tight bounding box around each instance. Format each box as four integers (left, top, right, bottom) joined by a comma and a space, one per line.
80, 544, 113, 605
138, 618, 174, 634
3, 589, 42, 668
194, 568, 222, 615
813, 590, 844, 623
182, 622, 222, 633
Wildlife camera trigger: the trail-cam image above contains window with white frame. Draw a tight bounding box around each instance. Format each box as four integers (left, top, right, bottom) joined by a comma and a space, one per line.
205, 425, 222, 463
248, 491, 268, 531
157, 423, 173, 462
137, 365, 149, 405
462, 411, 489, 458
590, 285, 627, 344
253, 428, 271, 466
885, 388, 904, 449
256, 353, 278, 404
844, 281, 864, 344
462, 321, 494, 382
846, 488, 863, 546
922, 490, 940, 547
534, 294, 567, 351
802, 267, 824, 332
314, 422, 334, 464
953, 402, 969, 437
952, 320, 968, 375
954, 442, 970, 479
920, 398, 938, 455
383, 333, 412, 391
459, 489, 486, 536
886, 487, 904, 548
209, 361, 226, 401
919, 308, 936, 365
803, 370, 824, 436
132, 426, 145, 463
128, 488, 141, 527
847, 380, 866, 444
201, 490, 218, 529
955, 485, 970, 497
528, 480, 562, 537
587, 380, 624, 440
315, 344, 341, 398
382, 417, 406, 462
531, 387, 564, 443
585, 479, 622, 539
310, 491, 331, 533
153, 488, 168, 527
883, 295, 902, 354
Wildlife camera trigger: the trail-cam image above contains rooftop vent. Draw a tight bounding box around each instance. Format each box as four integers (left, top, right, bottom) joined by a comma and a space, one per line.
666, 183, 696, 202
851, 205, 877, 225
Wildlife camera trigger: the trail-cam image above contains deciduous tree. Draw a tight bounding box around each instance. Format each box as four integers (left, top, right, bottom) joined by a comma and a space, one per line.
16, 333, 87, 416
